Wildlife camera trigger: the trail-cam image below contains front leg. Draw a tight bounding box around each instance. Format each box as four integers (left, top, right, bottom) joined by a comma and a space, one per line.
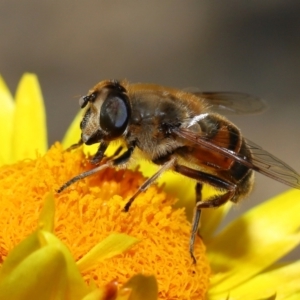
90, 142, 108, 164
112, 143, 136, 166
66, 139, 83, 151
57, 142, 136, 193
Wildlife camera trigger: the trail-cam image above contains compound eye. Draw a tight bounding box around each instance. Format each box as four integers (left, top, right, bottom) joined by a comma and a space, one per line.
100, 91, 130, 139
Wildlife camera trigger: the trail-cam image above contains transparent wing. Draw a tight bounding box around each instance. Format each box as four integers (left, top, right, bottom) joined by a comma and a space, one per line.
190, 91, 267, 115
244, 138, 300, 188
173, 127, 300, 189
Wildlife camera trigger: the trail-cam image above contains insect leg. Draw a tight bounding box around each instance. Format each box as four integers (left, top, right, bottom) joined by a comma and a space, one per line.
112, 143, 136, 166
90, 142, 108, 164
195, 182, 203, 203
66, 139, 83, 151
109, 145, 124, 159
189, 183, 203, 264
123, 157, 176, 212
57, 162, 112, 193
175, 164, 236, 263
58, 143, 136, 193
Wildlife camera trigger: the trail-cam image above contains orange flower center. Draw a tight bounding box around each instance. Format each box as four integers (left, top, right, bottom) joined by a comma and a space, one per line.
0, 143, 210, 299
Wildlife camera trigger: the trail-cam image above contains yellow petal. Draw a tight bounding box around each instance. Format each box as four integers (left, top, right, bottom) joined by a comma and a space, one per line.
201, 201, 232, 241
0, 245, 68, 300
285, 294, 300, 300
0, 230, 90, 299
77, 233, 140, 272
61, 108, 83, 149
12, 73, 47, 161
208, 189, 300, 293
38, 191, 55, 232
0, 75, 14, 165
39, 230, 90, 297
228, 260, 300, 299
122, 274, 158, 300
0, 232, 41, 279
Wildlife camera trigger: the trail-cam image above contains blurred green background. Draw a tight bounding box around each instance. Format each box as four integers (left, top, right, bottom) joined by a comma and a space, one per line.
1, 1, 299, 255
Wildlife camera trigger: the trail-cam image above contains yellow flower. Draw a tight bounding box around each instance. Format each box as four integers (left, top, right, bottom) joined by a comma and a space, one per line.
1, 73, 300, 299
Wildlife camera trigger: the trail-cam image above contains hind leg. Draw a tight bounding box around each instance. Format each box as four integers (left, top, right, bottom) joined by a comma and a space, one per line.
175, 164, 236, 263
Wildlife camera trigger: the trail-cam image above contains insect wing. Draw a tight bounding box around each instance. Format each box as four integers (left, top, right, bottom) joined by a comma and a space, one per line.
192, 91, 267, 115
244, 138, 300, 189
173, 127, 300, 189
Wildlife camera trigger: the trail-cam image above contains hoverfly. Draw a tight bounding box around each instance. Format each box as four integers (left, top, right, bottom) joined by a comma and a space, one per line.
58, 79, 300, 263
